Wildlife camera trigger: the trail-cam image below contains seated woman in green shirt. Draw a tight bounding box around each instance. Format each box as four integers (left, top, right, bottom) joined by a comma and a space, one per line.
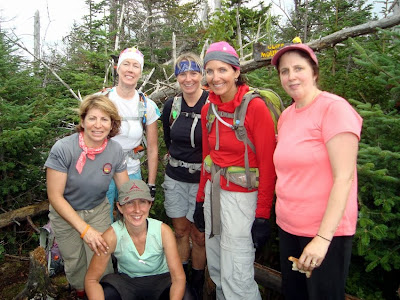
85, 179, 194, 300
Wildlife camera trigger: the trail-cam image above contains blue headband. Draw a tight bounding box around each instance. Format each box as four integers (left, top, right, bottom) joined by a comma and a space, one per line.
174, 61, 202, 76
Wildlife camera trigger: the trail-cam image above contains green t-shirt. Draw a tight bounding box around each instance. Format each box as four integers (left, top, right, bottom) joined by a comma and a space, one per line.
112, 218, 170, 277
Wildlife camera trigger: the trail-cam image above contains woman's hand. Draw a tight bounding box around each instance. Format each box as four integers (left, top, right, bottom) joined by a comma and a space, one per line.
82, 226, 110, 256
298, 237, 330, 272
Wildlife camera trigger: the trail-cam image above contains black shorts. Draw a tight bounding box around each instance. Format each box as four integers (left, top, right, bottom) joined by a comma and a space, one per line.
100, 272, 171, 300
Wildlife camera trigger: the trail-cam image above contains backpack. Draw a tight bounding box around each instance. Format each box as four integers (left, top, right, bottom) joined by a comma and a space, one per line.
96, 87, 148, 131
39, 222, 64, 277
95, 87, 149, 156
205, 87, 284, 188
168, 95, 202, 148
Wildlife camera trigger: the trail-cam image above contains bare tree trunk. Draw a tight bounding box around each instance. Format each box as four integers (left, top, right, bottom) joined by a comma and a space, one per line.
172, 32, 177, 64
114, 2, 126, 51
88, 0, 93, 51
109, 0, 119, 49
144, 1, 156, 62
200, 0, 209, 27
34, 10, 40, 61
214, 0, 221, 11
0, 201, 49, 229
393, 0, 400, 15
236, 0, 244, 60
303, 0, 308, 41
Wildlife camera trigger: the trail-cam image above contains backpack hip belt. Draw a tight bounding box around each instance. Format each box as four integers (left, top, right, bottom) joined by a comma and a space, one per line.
203, 155, 259, 239
126, 145, 145, 160
203, 155, 259, 189
169, 156, 202, 174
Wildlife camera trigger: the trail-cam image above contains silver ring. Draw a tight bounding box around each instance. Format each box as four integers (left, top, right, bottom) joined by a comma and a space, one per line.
311, 261, 317, 267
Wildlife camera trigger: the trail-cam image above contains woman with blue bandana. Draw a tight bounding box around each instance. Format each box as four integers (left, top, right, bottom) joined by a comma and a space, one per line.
162, 52, 208, 299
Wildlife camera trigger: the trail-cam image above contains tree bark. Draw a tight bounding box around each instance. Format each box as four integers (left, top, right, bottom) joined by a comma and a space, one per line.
13, 247, 57, 300
0, 201, 49, 229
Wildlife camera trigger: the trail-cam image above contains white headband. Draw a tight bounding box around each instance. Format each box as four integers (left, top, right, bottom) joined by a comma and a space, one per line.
117, 48, 144, 72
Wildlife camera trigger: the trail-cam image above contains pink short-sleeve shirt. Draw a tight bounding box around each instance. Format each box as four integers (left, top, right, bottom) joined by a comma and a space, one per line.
273, 92, 363, 236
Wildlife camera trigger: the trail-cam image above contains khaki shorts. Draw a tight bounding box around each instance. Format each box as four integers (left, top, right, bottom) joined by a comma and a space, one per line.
162, 174, 199, 222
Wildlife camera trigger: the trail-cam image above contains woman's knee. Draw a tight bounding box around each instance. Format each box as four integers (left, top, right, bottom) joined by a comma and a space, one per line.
101, 282, 122, 300
173, 218, 191, 239
191, 225, 205, 247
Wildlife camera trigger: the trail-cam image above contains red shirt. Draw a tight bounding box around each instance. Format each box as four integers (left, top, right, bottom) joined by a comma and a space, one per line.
196, 84, 276, 219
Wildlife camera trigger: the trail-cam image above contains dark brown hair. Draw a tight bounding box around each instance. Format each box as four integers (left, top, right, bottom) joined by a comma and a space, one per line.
276, 49, 319, 83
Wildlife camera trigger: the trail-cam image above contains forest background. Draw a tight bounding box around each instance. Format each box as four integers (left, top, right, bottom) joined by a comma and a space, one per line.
0, 0, 399, 299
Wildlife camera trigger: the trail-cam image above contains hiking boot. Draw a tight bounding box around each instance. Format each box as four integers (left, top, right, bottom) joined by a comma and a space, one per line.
191, 269, 205, 300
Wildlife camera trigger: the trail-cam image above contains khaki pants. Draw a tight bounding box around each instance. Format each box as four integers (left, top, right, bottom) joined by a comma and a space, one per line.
49, 199, 113, 290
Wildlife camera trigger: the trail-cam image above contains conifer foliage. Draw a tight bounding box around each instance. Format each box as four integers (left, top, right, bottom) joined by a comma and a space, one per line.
1, 1, 400, 299
346, 28, 400, 299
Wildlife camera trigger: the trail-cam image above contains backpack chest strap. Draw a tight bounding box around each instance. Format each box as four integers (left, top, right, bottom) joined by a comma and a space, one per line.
180, 111, 201, 119
217, 111, 235, 119
122, 116, 141, 121
173, 111, 201, 148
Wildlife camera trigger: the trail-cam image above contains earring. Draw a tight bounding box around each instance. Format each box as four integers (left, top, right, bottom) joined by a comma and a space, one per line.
235, 78, 238, 82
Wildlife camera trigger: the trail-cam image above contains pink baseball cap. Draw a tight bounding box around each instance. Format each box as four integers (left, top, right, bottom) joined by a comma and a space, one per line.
271, 44, 318, 67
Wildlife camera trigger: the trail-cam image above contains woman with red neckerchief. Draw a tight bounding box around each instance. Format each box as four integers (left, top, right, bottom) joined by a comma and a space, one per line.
45, 94, 129, 298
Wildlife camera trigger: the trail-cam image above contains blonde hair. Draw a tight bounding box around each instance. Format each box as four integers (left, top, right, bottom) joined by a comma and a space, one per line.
175, 52, 203, 74
76, 94, 121, 138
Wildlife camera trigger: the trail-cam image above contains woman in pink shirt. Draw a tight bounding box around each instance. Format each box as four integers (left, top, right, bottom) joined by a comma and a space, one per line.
272, 44, 363, 300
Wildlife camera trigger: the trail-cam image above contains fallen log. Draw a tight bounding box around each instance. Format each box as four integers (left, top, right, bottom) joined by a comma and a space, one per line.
254, 262, 282, 293
203, 262, 361, 300
0, 201, 49, 229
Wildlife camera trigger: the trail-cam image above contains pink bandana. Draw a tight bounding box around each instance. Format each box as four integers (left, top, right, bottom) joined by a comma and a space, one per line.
76, 132, 108, 174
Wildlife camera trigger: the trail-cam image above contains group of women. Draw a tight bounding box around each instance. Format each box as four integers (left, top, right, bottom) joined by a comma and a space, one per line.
45, 41, 362, 300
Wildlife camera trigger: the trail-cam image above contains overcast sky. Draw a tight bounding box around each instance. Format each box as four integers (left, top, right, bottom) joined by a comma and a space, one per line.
1, 0, 87, 54
1, 0, 384, 58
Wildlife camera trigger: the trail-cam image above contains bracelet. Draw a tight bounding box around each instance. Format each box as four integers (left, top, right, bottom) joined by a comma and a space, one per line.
316, 234, 331, 242
80, 224, 90, 239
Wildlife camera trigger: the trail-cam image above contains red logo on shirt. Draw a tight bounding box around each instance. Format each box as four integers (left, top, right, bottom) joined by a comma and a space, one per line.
103, 163, 112, 174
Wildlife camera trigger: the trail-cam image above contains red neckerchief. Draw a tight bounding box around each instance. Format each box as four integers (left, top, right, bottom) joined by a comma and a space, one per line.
76, 132, 108, 174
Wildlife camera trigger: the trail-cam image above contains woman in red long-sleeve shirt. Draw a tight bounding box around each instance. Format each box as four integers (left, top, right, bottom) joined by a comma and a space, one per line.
193, 41, 276, 300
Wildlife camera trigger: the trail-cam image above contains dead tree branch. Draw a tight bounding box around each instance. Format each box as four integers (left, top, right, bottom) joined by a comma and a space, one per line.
240, 12, 400, 73
5, 33, 82, 101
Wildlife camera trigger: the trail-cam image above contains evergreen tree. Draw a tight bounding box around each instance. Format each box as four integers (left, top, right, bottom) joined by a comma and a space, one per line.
0, 32, 77, 211
343, 28, 400, 300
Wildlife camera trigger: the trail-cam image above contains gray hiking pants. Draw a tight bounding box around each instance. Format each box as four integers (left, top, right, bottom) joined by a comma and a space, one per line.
203, 180, 261, 300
